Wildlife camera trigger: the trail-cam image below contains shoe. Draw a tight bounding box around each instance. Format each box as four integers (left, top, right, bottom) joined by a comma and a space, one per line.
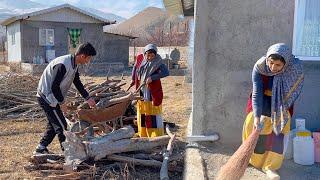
33, 147, 50, 155
265, 170, 280, 180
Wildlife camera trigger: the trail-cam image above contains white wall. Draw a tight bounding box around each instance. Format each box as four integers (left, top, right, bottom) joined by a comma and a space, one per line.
7, 21, 21, 62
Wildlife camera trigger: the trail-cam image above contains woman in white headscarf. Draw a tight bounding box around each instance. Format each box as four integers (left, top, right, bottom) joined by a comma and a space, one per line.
243, 43, 304, 179
136, 44, 169, 137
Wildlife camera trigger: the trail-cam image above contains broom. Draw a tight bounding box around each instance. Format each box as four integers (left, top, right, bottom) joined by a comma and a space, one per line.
216, 127, 262, 180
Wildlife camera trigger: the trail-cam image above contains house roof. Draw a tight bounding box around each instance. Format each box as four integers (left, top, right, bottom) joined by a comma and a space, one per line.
1, 4, 116, 26
104, 32, 138, 39
163, 0, 194, 16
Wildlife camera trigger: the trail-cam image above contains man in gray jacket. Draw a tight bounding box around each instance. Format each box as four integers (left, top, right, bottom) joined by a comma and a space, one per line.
34, 42, 96, 154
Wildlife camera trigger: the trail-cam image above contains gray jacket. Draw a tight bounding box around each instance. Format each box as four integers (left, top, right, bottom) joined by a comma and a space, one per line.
37, 54, 78, 107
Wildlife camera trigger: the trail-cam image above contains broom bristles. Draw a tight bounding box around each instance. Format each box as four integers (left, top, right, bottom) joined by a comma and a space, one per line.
216, 128, 260, 180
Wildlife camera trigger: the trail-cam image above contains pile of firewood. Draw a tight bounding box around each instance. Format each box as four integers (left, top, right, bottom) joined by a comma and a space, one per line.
66, 78, 136, 110
0, 73, 43, 120
24, 125, 180, 179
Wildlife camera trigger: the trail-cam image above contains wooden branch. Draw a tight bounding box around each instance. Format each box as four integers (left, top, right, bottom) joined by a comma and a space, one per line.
90, 134, 170, 160
96, 93, 132, 109
0, 93, 37, 104
87, 84, 99, 91
95, 91, 125, 98
0, 104, 36, 116
29, 154, 64, 164
160, 124, 176, 180
89, 87, 105, 97
24, 163, 63, 171
46, 173, 82, 179
63, 126, 170, 170
107, 154, 163, 167
126, 84, 134, 92
100, 79, 112, 86
114, 82, 127, 89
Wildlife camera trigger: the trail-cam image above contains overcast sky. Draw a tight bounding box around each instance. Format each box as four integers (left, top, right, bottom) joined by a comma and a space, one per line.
30, 0, 164, 18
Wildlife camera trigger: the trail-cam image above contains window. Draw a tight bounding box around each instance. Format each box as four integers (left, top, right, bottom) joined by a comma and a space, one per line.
293, 0, 320, 60
39, 29, 54, 46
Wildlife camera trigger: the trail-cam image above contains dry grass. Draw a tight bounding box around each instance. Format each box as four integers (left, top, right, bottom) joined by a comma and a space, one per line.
0, 75, 191, 179
0, 65, 10, 73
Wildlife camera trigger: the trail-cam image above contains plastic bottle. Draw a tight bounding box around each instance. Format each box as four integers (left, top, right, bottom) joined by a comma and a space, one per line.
293, 131, 314, 165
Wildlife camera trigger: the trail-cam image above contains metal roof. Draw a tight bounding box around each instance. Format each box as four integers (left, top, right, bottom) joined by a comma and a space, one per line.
1, 4, 116, 26
104, 32, 138, 39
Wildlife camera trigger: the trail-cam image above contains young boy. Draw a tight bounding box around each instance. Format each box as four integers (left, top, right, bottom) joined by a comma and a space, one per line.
34, 42, 96, 154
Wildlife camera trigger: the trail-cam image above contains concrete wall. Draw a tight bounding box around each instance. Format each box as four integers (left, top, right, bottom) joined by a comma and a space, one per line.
293, 61, 320, 132
7, 21, 21, 62
192, 0, 297, 147
20, 20, 129, 67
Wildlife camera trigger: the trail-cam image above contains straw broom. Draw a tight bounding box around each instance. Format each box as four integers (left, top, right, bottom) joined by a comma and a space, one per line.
216, 127, 261, 180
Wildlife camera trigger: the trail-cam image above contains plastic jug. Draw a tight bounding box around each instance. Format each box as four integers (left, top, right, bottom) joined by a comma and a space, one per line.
313, 132, 320, 163
284, 129, 297, 159
293, 131, 314, 165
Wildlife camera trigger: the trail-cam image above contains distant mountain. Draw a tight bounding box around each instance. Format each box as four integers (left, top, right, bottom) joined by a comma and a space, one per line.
105, 7, 168, 35
105, 7, 191, 46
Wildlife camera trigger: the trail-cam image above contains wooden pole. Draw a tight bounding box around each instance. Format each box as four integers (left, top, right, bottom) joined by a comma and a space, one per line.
160, 124, 176, 180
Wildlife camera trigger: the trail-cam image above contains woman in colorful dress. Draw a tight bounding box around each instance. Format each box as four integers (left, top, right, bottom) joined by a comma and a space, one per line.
137, 44, 169, 137
242, 43, 304, 179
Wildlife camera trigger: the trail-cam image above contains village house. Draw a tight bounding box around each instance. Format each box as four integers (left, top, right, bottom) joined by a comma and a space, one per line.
1, 4, 136, 75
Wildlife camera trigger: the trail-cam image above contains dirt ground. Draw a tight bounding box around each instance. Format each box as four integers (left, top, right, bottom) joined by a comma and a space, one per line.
3, 69, 318, 180
0, 74, 192, 179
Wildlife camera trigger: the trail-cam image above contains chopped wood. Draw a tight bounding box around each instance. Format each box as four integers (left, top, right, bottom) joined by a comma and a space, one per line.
114, 82, 127, 89
29, 154, 64, 164
63, 126, 170, 170
0, 93, 37, 104
96, 93, 132, 109
89, 87, 105, 97
46, 173, 82, 179
0, 104, 37, 116
24, 163, 64, 171
95, 91, 125, 98
107, 154, 163, 167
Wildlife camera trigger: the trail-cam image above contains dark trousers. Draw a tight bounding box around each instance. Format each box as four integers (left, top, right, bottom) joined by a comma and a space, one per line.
37, 97, 67, 150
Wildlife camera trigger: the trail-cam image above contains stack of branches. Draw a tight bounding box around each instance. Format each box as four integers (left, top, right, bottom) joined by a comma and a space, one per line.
24, 125, 181, 179
64, 78, 139, 122
0, 72, 43, 120
67, 78, 130, 110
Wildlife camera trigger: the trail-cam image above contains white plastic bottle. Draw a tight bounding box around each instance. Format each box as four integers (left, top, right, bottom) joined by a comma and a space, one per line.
293, 131, 315, 165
